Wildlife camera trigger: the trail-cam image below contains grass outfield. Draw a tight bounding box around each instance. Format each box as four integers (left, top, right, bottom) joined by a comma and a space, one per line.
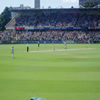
0, 44, 100, 100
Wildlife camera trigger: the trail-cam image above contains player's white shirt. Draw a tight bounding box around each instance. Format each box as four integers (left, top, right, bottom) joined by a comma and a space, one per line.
11, 47, 14, 58
27, 44, 29, 47
11, 48, 14, 54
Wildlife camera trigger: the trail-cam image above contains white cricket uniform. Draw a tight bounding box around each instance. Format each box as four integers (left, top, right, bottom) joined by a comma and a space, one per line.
11, 48, 14, 58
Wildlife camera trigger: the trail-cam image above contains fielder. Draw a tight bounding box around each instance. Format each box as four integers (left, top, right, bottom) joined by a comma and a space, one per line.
44, 41, 46, 47
11, 47, 14, 58
64, 41, 67, 49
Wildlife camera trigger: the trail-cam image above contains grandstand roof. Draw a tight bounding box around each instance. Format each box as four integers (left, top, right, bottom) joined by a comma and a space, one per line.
10, 7, 100, 13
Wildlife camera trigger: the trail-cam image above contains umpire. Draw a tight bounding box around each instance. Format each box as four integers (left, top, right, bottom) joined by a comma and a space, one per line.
27, 43, 29, 52
38, 41, 40, 47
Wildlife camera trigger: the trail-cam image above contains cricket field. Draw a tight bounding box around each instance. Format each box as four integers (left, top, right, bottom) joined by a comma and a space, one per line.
0, 44, 100, 100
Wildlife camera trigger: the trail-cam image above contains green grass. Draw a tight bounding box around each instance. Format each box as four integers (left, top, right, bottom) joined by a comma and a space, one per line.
0, 44, 100, 100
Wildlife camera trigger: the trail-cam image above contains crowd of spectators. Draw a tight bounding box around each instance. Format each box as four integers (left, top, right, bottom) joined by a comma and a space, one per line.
0, 30, 100, 43
76, 14, 100, 27
0, 31, 16, 43
16, 30, 100, 41
15, 13, 100, 27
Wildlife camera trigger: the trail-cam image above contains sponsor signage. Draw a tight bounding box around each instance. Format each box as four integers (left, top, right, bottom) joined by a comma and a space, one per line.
6, 26, 100, 30
95, 27, 100, 29
15, 27, 24, 30
6, 27, 15, 30
76, 40, 84, 43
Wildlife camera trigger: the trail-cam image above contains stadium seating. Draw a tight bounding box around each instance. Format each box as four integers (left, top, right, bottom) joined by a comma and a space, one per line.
14, 13, 100, 27
0, 30, 100, 43
2, 10, 100, 43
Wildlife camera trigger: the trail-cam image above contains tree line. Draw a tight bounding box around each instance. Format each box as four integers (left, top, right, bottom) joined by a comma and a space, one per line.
83, 1, 98, 7
0, 7, 11, 31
